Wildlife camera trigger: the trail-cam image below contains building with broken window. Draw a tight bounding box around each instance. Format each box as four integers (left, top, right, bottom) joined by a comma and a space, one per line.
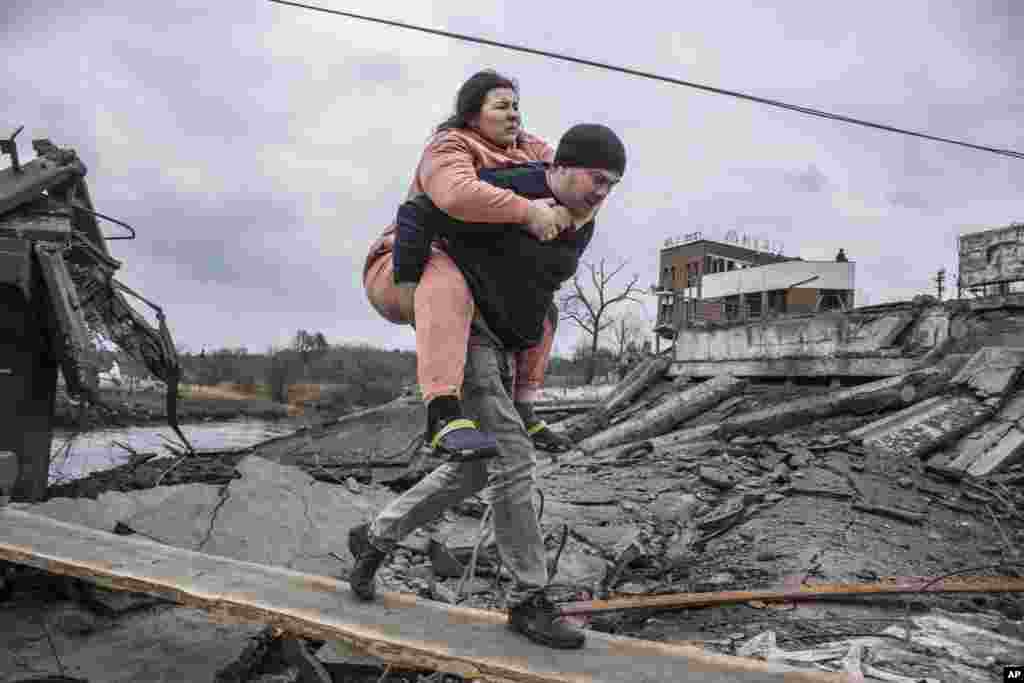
958, 222, 1024, 298
653, 234, 856, 342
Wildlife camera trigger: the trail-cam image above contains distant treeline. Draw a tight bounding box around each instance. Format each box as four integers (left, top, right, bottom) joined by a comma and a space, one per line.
97, 338, 624, 409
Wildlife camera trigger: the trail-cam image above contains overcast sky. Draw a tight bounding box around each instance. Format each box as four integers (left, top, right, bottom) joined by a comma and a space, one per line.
3, 1, 1021, 357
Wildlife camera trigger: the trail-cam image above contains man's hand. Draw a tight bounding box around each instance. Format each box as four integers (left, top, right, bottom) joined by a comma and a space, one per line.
566, 201, 600, 228
525, 198, 572, 242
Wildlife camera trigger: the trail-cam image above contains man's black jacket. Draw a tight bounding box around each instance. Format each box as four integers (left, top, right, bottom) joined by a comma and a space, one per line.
393, 162, 594, 351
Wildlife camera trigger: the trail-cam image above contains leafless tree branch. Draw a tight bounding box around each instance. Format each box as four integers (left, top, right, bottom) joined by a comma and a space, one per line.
557, 258, 645, 383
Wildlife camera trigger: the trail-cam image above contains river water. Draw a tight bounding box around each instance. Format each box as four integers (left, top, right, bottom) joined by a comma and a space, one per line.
48, 419, 298, 484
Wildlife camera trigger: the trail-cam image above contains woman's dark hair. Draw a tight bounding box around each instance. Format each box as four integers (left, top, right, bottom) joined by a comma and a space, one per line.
436, 69, 519, 133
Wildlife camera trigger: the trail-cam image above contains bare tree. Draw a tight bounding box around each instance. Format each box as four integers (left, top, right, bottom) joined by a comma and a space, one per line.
559, 259, 644, 384
293, 329, 330, 379
265, 345, 293, 403
611, 313, 645, 361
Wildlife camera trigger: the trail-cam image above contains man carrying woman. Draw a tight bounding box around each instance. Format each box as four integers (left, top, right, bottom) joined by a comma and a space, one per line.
354, 69, 625, 649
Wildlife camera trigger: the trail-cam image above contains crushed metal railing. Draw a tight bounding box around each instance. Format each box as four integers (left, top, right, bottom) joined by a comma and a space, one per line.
0, 127, 194, 454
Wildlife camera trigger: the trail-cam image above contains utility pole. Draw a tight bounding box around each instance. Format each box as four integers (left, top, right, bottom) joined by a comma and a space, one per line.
935, 268, 946, 301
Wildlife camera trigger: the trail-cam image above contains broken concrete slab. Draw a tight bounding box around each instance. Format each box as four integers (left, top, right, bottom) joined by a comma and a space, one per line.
565, 357, 672, 443
949, 389, 1024, 476
699, 466, 737, 490
948, 393, 1024, 466
210, 457, 391, 575
586, 424, 721, 462
256, 396, 426, 469
0, 603, 265, 683
905, 305, 953, 353
554, 545, 610, 586
23, 495, 128, 533
649, 491, 700, 526
572, 524, 638, 554
123, 483, 225, 547
717, 364, 957, 440
280, 635, 333, 683
12, 482, 194, 534
104, 456, 392, 578
950, 346, 1024, 399
966, 427, 1024, 477
576, 374, 746, 454
876, 608, 1024, 683
784, 467, 855, 500
671, 307, 919, 364
847, 395, 994, 460
669, 357, 922, 379
732, 606, 1023, 683
429, 514, 489, 552
81, 583, 167, 616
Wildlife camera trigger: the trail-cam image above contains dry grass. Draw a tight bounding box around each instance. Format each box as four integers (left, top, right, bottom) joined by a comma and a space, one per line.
180, 383, 263, 401
286, 383, 322, 404
179, 382, 323, 417
181, 382, 327, 408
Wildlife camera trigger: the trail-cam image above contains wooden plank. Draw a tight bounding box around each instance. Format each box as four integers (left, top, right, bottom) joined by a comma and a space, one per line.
0, 508, 847, 683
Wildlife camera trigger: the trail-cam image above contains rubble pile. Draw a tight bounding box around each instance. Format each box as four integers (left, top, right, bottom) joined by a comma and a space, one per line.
5, 344, 1024, 681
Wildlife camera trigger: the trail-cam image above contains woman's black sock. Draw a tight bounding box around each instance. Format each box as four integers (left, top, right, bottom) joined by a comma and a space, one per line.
427, 395, 461, 435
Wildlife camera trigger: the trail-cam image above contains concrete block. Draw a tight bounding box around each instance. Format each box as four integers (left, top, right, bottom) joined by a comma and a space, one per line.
124, 484, 225, 549
967, 427, 1024, 476
951, 346, 1024, 398
949, 391, 1024, 472
3, 605, 264, 682
848, 395, 994, 460
668, 357, 921, 379
672, 309, 922, 364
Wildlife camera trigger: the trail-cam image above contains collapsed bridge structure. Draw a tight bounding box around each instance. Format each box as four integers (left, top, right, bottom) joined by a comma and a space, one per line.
0, 126, 190, 502
2, 132, 1023, 682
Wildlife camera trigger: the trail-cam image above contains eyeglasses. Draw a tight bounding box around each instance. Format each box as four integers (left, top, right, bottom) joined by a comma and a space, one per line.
589, 170, 621, 189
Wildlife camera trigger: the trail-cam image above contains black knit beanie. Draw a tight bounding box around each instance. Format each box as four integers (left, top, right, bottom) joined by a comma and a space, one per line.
554, 124, 626, 176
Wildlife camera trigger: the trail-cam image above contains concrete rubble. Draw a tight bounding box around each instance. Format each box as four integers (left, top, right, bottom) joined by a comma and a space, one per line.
4, 304, 1024, 682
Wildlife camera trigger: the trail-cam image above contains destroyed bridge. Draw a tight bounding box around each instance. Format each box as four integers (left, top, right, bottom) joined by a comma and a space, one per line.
1, 133, 1023, 682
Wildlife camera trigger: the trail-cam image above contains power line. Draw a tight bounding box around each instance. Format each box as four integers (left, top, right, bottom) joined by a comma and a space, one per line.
267, 0, 1024, 161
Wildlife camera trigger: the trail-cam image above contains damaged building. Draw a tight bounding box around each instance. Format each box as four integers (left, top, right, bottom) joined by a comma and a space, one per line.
653, 233, 856, 349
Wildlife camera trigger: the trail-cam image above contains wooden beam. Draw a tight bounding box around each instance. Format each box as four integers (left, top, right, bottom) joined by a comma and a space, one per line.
0, 508, 848, 683
559, 576, 1024, 616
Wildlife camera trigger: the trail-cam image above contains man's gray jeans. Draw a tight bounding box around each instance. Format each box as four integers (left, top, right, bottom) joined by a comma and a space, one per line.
368, 335, 548, 600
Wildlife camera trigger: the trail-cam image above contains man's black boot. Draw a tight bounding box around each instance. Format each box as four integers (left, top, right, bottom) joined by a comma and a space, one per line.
508, 591, 585, 649
516, 401, 573, 453
347, 523, 388, 601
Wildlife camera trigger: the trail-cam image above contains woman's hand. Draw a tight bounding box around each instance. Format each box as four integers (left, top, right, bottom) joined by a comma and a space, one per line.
525, 198, 573, 242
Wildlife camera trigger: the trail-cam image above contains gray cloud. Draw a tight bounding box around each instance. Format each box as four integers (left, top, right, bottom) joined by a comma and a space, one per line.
886, 191, 933, 211
784, 165, 830, 193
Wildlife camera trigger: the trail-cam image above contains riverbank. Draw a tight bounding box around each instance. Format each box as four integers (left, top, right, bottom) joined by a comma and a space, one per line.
52, 382, 352, 430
